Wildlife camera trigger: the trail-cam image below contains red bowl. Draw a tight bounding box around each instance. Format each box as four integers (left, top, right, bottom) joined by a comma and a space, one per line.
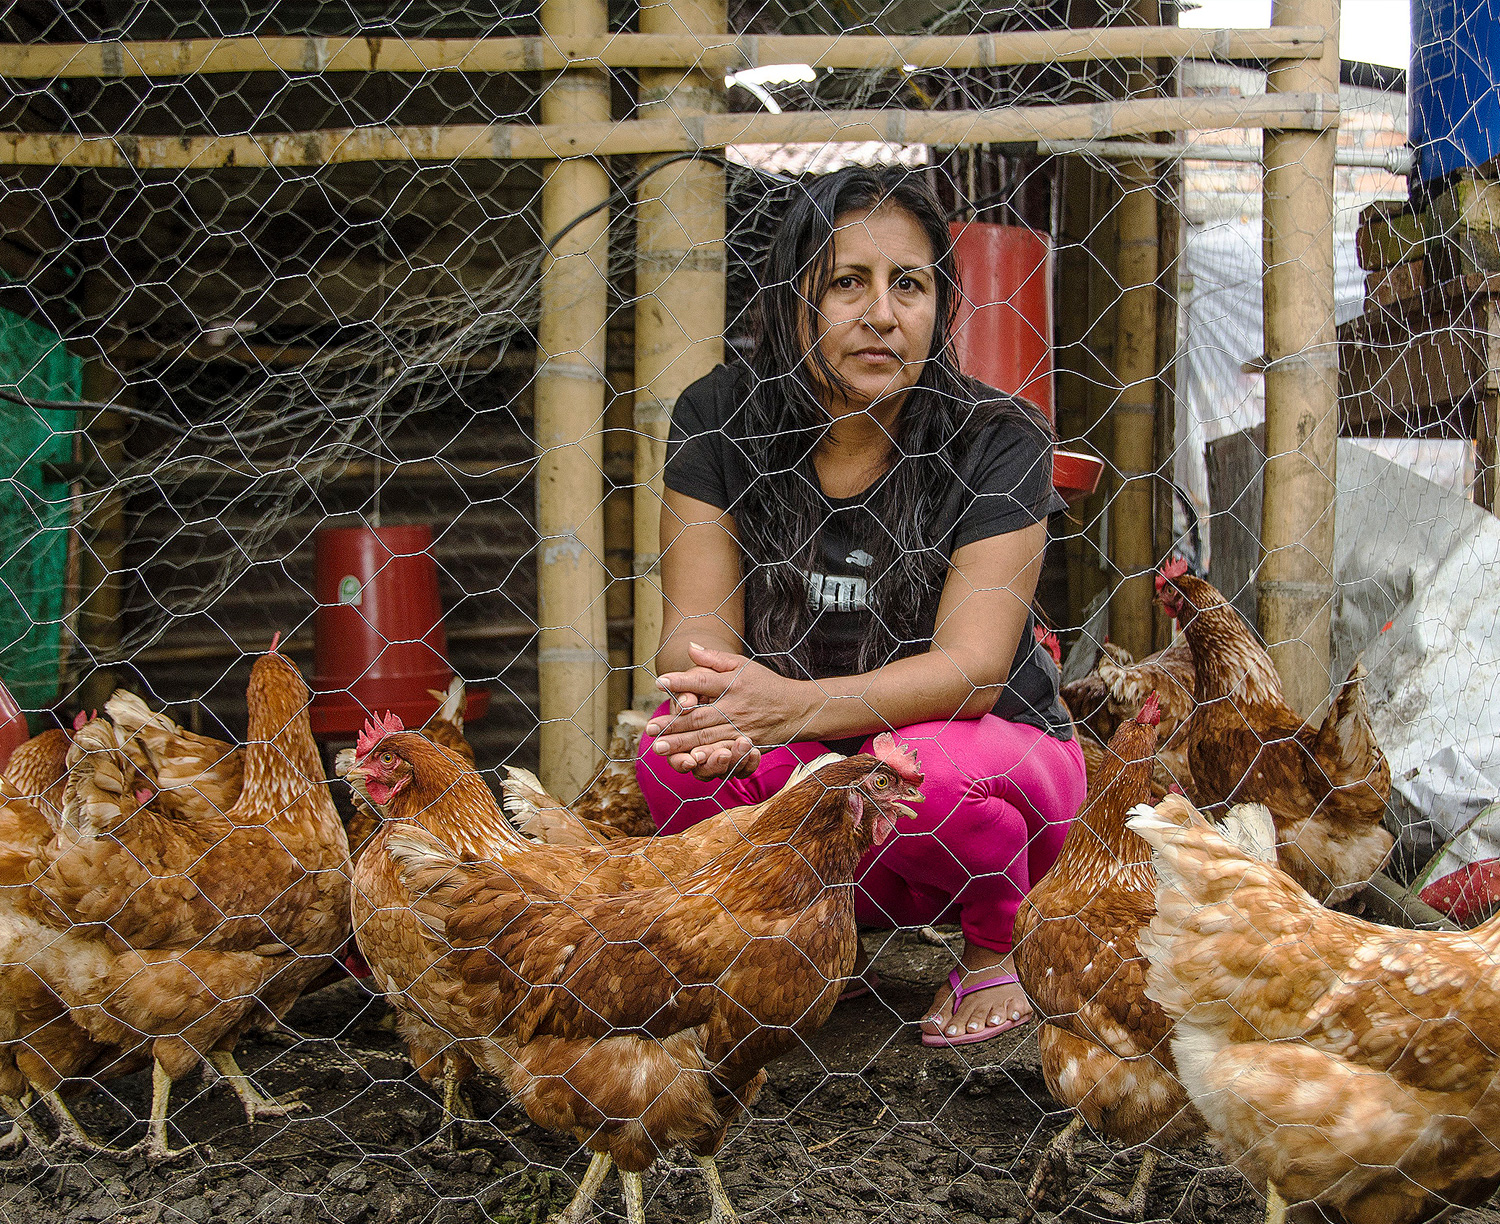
1053, 449, 1105, 503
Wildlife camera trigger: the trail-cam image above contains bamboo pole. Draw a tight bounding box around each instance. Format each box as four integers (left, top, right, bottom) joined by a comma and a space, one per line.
632, 0, 727, 713
0, 93, 1336, 168
0, 28, 1325, 79
534, 0, 611, 796
1107, 0, 1163, 661
1257, 0, 1340, 718
1153, 140, 1183, 651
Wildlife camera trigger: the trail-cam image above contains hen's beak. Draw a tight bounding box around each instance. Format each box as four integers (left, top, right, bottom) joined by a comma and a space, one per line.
891, 782, 924, 821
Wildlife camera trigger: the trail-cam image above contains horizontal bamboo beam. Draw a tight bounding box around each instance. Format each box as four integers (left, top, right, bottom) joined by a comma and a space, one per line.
0, 93, 1334, 169
0, 27, 1325, 79
123, 615, 635, 666
1039, 137, 1413, 175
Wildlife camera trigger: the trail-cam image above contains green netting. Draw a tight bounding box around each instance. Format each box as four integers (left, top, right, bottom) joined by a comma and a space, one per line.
0, 309, 79, 718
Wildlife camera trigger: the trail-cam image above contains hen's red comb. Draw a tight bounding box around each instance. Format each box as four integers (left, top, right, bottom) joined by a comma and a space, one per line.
872, 732, 923, 783
1154, 557, 1191, 593
269, 631, 282, 653
356, 711, 405, 758
1033, 626, 1062, 667
1137, 691, 1161, 728
73, 710, 87, 731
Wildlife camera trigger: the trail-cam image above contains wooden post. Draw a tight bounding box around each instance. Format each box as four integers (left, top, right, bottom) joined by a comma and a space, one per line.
534, 0, 612, 796
632, 0, 727, 710
1107, 0, 1162, 660
1258, 0, 1339, 717
74, 348, 125, 712
1057, 154, 1110, 633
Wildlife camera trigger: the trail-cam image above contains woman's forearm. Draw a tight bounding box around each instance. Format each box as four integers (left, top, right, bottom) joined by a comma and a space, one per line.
791, 648, 1004, 742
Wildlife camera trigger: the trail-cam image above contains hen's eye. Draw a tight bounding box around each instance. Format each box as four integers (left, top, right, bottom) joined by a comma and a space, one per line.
873, 774, 889, 790
379, 752, 395, 766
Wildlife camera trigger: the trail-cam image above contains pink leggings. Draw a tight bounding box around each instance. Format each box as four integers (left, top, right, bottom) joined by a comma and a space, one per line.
636, 710, 1087, 955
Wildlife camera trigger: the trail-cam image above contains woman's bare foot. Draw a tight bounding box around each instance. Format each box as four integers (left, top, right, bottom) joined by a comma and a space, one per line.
920, 942, 1031, 1039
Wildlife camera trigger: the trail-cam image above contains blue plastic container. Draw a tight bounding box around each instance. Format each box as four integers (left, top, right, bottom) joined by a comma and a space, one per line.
1411, 0, 1500, 183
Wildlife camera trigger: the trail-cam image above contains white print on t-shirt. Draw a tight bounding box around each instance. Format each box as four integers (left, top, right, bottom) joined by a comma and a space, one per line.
804, 571, 869, 613
844, 549, 874, 567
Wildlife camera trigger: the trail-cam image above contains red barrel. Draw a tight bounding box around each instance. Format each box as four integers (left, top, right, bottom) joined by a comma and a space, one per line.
948, 222, 1054, 421
311, 525, 485, 737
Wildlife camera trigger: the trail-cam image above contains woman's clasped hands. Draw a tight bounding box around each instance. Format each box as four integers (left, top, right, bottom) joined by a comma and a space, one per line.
646, 642, 815, 780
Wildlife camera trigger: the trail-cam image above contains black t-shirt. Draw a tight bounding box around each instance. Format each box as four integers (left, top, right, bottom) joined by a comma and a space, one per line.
664, 363, 1073, 742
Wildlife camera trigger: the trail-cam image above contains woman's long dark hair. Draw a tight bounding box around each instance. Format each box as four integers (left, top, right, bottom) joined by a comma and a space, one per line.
734, 166, 1049, 678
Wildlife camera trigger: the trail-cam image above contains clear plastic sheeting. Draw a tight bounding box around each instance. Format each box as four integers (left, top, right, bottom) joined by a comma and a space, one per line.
1333, 441, 1500, 888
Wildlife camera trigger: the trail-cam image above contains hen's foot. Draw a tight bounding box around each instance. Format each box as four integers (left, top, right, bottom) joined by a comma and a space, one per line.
694, 1155, 738, 1224
1025, 1115, 1083, 1214
1092, 1147, 1159, 1221
547, 1151, 613, 1224
208, 1051, 310, 1123
0, 1094, 46, 1158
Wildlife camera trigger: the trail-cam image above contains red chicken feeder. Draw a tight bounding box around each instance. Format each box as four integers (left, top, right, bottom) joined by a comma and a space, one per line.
949, 221, 1054, 421
0, 679, 27, 773
310, 525, 488, 739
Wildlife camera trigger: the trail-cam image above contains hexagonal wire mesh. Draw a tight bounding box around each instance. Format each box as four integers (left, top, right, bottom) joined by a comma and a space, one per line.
0, 2, 1495, 1223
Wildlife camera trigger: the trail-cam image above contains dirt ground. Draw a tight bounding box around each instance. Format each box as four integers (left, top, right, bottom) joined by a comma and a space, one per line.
2, 928, 1497, 1224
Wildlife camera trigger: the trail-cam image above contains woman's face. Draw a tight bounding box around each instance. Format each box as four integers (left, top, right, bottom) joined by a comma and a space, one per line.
806, 203, 939, 419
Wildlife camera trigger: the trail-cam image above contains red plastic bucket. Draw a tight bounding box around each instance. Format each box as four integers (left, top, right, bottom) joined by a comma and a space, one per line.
949, 222, 1054, 421
310, 525, 485, 737
0, 679, 28, 773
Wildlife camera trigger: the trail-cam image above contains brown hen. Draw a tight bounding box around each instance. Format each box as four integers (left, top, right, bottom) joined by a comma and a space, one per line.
6, 648, 350, 1160
1133, 799, 1500, 1224
345, 715, 845, 1136
1156, 562, 1392, 902
1015, 696, 1198, 1219
351, 729, 921, 1224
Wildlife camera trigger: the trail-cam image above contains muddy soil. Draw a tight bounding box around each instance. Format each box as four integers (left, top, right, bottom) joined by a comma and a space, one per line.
2, 928, 1496, 1224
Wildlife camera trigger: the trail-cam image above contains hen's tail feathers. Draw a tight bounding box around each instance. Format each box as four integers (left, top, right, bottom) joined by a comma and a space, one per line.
786, 753, 846, 788
61, 718, 151, 839
501, 765, 623, 846
1129, 797, 1277, 864
1314, 655, 1387, 781
1219, 802, 1279, 863
426, 676, 465, 731
608, 709, 648, 758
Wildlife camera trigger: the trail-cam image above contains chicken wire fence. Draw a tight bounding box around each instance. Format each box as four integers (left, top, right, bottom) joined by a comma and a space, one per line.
0, 2, 1496, 1223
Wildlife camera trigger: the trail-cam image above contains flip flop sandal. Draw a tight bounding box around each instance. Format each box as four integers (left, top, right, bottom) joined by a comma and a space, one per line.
920, 969, 1030, 1047
838, 972, 881, 1003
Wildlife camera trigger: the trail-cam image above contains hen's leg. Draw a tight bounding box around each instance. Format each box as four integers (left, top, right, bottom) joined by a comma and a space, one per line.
693, 1155, 738, 1224
142, 1060, 198, 1164
1265, 1183, 1288, 1224
436, 1053, 475, 1151
0, 1093, 46, 1155
547, 1151, 613, 1224
1025, 1114, 1083, 1209
620, 1169, 646, 1224
38, 1089, 123, 1158
207, 1050, 309, 1123
1092, 1147, 1159, 1221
